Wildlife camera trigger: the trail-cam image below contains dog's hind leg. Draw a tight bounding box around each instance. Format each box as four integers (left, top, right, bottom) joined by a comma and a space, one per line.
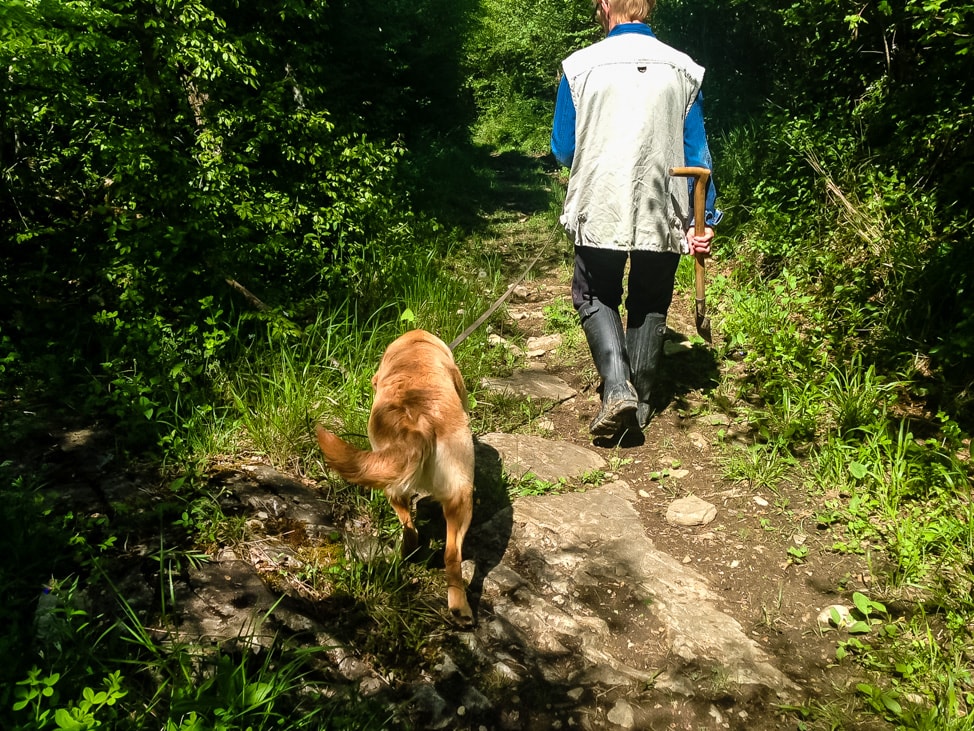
442, 489, 474, 627
389, 495, 419, 557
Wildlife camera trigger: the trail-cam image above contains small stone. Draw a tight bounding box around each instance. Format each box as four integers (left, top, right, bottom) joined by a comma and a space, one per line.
487, 333, 525, 357
483, 565, 526, 595
607, 698, 635, 728
818, 604, 854, 629
410, 684, 450, 730
216, 547, 238, 561
434, 654, 460, 679
753, 496, 769, 507
526, 334, 562, 353
358, 676, 385, 696
492, 661, 520, 682
665, 495, 718, 526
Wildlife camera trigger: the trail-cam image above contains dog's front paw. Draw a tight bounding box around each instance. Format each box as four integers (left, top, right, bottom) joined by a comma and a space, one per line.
450, 604, 476, 630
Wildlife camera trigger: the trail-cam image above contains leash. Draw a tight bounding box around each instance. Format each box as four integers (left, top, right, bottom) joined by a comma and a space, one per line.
448, 234, 555, 351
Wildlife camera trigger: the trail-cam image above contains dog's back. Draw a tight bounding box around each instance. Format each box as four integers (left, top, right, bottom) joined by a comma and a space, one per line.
315, 329, 475, 625
316, 329, 471, 499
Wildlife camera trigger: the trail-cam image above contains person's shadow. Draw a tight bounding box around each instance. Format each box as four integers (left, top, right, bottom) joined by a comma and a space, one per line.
660, 328, 722, 404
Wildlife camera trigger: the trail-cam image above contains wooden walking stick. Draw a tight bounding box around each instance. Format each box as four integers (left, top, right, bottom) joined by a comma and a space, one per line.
669, 166, 712, 343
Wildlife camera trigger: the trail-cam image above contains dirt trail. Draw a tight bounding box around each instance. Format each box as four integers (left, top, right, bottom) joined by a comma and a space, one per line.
460, 155, 877, 727
500, 258, 865, 676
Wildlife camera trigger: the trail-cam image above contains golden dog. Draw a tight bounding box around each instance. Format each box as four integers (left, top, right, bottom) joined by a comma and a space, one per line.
315, 329, 475, 626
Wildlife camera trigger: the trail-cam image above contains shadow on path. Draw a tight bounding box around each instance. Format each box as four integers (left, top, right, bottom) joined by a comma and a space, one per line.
467, 438, 513, 616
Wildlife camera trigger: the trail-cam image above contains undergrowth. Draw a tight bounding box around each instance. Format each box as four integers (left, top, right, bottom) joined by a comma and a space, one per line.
0, 152, 559, 729
715, 115, 974, 729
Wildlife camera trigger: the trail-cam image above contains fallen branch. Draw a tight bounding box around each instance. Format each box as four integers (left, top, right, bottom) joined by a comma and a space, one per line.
225, 277, 270, 312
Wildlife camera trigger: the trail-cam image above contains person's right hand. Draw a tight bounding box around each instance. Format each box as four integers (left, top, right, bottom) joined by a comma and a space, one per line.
686, 226, 714, 257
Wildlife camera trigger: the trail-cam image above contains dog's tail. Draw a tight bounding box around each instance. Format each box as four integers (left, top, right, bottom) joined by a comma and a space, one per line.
315, 424, 426, 491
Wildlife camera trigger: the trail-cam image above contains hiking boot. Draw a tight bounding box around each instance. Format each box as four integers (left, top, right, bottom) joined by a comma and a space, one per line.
626, 312, 667, 429
579, 301, 637, 436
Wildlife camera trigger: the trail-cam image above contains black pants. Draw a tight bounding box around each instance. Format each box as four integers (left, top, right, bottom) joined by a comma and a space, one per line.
571, 246, 680, 327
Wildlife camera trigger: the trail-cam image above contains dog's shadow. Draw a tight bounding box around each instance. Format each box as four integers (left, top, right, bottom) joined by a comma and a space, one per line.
414, 437, 512, 618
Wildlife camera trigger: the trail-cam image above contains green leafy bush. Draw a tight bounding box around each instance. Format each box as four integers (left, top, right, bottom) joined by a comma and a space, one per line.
0, 0, 454, 448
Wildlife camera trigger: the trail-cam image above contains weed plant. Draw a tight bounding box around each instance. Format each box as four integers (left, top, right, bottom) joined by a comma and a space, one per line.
714, 116, 974, 727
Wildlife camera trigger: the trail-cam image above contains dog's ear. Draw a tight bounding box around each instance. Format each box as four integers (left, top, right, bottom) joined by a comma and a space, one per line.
371, 373, 379, 390
450, 365, 467, 405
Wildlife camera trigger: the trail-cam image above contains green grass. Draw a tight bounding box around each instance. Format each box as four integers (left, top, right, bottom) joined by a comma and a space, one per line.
707, 114, 974, 727
713, 225, 974, 729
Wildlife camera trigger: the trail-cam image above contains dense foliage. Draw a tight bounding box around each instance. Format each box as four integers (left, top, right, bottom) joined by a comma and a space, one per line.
658, 0, 974, 391
0, 0, 477, 449
464, 0, 595, 151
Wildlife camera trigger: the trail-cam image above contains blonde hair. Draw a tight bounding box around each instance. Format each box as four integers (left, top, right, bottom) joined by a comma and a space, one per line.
594, 0, 655, 22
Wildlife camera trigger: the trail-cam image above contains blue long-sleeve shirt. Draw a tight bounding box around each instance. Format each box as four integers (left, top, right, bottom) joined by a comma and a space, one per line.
551, 23, 722, 226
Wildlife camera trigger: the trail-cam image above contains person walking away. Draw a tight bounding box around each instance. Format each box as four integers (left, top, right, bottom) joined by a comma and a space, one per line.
551, 0, 722, 438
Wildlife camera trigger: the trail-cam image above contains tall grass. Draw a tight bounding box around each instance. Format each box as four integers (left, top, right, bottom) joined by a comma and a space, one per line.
714, 116, 974, 728
222, 305, 392, 469
218, 248, 514, 472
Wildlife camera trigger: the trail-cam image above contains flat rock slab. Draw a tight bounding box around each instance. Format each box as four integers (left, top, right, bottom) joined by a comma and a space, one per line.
219, 463, 340, 540
525, 333, 563, 356
481, 370, 576, 401
479, 432, 605, 482
172, 557, 282, 649
482, 480, 799, 703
